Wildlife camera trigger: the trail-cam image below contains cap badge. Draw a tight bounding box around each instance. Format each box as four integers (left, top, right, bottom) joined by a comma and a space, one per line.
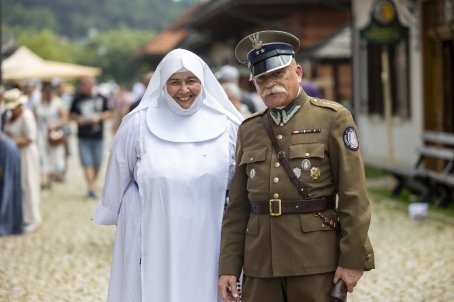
248, 33, 263, 50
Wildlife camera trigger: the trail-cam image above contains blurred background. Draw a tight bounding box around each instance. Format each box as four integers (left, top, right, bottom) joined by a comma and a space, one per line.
2, 0, 453, 168
1, 0, 454, 301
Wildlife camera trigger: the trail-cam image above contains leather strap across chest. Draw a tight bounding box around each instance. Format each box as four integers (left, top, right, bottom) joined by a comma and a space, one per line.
260, 112, 337, 222
262, 112, 308, 197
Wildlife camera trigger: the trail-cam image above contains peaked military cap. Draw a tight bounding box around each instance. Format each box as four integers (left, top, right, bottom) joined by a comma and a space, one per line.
235, 30, 300, 78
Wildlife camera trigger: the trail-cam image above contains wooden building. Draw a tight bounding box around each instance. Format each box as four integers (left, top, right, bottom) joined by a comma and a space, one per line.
136, 0, 353, 101
352, 0, 454, 167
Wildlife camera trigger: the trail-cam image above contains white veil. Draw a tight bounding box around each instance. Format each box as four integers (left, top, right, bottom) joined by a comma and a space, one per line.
130, 49, 243, 126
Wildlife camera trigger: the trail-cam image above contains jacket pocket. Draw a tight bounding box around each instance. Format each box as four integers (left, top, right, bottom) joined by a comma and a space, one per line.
239, 147, 267, 165
289, 143, 325, 159
239, 147, 268, 190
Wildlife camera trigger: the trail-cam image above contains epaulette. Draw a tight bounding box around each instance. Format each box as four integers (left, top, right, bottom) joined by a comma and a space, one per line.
242, 108, 267, 124
310, 98, 344, 112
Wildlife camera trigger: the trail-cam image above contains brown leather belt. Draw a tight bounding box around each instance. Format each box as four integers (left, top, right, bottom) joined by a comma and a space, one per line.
250, 196, 335, 216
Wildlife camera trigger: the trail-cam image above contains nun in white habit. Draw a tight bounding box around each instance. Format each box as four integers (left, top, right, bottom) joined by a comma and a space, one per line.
92, 49, 244, 302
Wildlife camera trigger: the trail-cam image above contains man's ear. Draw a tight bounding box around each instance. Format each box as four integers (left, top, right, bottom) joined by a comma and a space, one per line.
296, 65, 303, 83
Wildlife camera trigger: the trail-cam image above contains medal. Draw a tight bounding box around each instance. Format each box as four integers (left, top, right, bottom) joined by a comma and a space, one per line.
291, 128, 321, 135
249, 168, 256, 179
310, 167, 321, 181
301, 159, 311, 172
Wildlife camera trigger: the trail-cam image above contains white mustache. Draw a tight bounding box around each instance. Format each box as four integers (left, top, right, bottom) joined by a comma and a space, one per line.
262, 85, 287, 98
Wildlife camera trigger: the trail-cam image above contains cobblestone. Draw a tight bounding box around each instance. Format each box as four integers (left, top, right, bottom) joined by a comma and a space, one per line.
1, 137, 454, 301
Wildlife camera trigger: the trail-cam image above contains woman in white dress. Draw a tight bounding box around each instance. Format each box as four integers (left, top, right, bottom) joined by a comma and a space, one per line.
3, 88, 41, 233
93, 49, 244, 302
35, 82, 68, 187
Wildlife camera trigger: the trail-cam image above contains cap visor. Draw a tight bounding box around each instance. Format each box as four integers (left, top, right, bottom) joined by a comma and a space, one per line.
251, 55, 293, 78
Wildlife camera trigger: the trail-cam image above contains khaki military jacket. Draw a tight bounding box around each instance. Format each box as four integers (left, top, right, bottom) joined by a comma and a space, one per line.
219, 91, 375, 278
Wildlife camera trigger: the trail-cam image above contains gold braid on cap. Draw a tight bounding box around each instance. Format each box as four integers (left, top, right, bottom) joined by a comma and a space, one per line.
248, 33, 262, 50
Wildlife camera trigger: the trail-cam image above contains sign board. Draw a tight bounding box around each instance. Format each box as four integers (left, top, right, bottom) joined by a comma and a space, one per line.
360, 0, 408, 45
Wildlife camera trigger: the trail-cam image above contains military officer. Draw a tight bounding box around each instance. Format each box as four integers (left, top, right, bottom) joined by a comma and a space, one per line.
218, 30, 375, 302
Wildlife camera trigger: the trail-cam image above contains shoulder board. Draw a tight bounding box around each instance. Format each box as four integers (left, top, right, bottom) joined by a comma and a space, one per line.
310, 98, 343, 112
242, 108, 267, 124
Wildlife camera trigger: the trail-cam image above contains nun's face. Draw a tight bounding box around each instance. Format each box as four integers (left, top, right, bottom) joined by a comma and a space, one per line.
166, 71, 202, 109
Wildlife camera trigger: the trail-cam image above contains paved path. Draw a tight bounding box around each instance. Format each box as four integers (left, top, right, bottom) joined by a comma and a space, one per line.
1, 134, 454, 301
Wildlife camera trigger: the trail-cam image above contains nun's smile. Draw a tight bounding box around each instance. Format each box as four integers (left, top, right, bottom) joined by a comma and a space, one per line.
166, 71, 202, 109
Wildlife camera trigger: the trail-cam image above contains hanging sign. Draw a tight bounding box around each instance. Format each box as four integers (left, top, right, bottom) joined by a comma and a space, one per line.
360, 0, 408, 45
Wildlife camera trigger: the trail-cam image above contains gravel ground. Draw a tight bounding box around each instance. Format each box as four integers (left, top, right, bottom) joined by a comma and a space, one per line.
1, 134, 454, 302
0, 134, 115, 302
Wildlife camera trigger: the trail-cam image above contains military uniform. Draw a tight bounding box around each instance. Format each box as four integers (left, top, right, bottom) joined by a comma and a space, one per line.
219, 90, 374, 300
219, 29, 374, 302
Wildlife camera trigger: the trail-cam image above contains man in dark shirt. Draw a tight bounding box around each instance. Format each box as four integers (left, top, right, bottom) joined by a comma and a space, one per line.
70, 76, 112, 198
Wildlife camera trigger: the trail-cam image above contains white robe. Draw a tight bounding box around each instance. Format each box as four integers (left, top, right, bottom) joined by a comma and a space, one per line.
93, 107, 238, 302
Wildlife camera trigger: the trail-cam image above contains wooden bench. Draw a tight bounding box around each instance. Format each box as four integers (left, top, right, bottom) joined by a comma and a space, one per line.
377, 131, 454, 207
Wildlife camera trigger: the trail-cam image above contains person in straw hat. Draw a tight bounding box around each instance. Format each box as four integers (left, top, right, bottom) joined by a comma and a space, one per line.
0, 85, 24, 235
3, 88, 41, 233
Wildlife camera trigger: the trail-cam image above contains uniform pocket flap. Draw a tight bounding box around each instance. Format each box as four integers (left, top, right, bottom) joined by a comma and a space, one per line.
240, 147, 267, 165
246, 216, 259, 236
300, 213, 334, 232
289, 143, 325, 159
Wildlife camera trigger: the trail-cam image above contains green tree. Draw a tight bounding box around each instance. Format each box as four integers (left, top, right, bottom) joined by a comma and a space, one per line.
2, 0, 197, 39
2, 4, 58, 32
14, 29, 83, 63
79, 28, 156, 84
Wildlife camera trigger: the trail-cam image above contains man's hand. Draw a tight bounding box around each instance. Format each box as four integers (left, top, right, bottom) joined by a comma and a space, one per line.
218, 275, 240, 302
333, 266, 363, 293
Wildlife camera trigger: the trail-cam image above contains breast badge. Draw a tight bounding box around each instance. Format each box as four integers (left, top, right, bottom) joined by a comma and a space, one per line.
343, 127, 359, 151
249, 168, 256, 179
293, 167, 301, 178
301, 159, 311, 172
310, 167, 321, 181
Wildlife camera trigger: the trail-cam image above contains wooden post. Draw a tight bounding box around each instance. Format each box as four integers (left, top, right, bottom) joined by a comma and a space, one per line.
381, 47, 394, 187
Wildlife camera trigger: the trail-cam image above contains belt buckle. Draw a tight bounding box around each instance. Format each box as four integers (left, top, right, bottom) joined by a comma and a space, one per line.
269, 199, 282, 216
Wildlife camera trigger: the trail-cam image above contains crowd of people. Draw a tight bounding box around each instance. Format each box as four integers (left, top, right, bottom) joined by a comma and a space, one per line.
0, 31, 363, 302
0, 65, 265, 236
0, 76, 113, 234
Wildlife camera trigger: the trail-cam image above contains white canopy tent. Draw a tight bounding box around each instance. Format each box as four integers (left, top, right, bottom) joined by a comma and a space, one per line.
2, 46, 101, 81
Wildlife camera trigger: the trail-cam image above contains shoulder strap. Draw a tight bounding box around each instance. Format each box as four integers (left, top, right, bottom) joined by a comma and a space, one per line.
262, 112, 309, 198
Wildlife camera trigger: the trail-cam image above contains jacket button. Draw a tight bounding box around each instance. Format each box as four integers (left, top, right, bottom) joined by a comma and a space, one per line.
277, 134, 283, 139
273, 177, 279, 183
274, 162, 280, 168
249, 157, 254, 162
305, 153, 310, 157
367, 253, 372, 259
273, 193, 279, 198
